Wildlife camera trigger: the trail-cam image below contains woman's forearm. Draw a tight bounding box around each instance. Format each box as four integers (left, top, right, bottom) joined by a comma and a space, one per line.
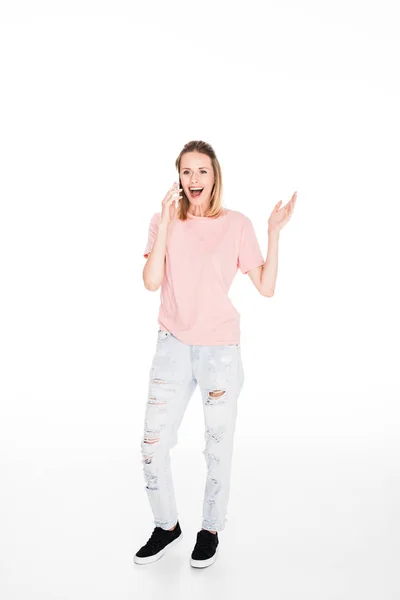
260, 228, 280, 296
143, 223, 169, 291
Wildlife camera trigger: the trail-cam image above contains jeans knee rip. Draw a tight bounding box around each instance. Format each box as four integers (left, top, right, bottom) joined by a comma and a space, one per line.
144, 472, 158, 491
205, 427, 225, 443
148, 396, 167, 406
205, 390, 226, 405
143, 426, 162, 445
203, 449, 221, 465
142, 452, 154, 464
206, 475, 221, 495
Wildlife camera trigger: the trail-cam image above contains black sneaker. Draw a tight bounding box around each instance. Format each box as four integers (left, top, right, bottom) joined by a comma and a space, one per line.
133, 521, 182, 565
190, 529, 219, 568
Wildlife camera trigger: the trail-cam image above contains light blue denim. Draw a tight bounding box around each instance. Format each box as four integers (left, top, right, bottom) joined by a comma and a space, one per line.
140, 329, 245, 532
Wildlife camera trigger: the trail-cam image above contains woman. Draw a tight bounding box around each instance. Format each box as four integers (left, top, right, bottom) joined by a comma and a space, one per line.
134, 140, 297, 568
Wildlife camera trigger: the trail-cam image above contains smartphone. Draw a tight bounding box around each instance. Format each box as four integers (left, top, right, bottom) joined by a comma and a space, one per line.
176, 178, 182, 207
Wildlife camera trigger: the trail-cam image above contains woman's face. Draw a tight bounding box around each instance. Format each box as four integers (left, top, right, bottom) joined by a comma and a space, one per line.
179, 152, 215, 214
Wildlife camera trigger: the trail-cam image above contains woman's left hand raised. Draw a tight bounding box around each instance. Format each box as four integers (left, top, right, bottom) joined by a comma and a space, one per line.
268, 191, 297, 233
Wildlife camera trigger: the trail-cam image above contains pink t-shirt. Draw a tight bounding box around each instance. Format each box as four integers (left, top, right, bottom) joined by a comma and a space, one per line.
143, 208, 265, 346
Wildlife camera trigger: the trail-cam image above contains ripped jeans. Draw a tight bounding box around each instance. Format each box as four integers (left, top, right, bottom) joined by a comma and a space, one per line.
140, 329, 245, 532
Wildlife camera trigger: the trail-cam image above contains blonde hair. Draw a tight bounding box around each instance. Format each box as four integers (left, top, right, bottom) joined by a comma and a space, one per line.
175, 140, 224, 220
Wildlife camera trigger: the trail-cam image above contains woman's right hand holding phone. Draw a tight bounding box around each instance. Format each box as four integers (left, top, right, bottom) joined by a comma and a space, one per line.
160, 182, 182, 226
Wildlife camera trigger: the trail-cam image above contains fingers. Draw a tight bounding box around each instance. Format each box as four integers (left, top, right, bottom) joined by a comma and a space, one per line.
171, 182, 182, 197
279, 192, 297, 213
277, 191, 297, 208
164, 182, 183, 204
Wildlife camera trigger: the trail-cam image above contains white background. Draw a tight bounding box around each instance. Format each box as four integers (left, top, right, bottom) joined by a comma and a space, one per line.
0, 1, 399, 598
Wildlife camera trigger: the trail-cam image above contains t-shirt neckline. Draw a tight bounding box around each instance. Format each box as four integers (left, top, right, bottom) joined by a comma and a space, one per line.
186, 208, 228, 221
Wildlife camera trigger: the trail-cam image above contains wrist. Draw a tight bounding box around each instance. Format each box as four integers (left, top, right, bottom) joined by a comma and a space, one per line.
268, 227, 280, 237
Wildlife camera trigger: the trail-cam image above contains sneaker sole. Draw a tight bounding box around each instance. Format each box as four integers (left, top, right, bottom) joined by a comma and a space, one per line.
133, 532, 183, 565
190, 547, 219, 568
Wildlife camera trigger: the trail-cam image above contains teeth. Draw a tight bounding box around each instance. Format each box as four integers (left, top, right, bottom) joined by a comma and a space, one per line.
190, 187, 203, 190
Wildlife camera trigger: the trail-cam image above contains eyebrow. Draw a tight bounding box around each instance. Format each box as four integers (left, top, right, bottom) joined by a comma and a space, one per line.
181, 167, 209, 170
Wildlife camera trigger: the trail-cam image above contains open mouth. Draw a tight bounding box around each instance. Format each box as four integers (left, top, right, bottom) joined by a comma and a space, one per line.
189, 187, 204, 198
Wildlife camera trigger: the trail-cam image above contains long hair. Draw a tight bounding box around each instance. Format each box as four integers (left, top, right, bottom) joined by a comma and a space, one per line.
175, 141, 224, 220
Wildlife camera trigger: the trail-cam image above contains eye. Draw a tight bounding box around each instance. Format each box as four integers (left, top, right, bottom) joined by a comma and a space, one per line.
182, 169, 208, 175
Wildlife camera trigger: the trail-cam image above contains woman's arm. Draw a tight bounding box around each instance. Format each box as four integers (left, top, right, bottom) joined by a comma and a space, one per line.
143, 223, 169, 291
260, 229, 280, 296
247, 191, 297, 296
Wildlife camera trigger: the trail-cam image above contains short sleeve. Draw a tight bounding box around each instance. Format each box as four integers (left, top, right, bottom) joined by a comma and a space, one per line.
237, 215, 265, 274
143, 212, 161, 258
